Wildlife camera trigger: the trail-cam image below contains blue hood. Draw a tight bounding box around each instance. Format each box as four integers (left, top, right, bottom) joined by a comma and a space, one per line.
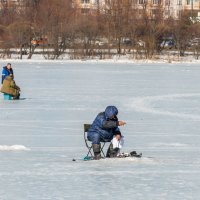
105, 106, 118, 119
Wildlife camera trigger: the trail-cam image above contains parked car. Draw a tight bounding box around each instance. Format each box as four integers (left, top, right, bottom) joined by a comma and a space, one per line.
160, 39, 176, 49
136, 40, 145, 47
122, 38, 133, 46
187, 38, 200, 47
31, 37, 48, 46
94, 38, 109, 47
95, 40, 106, 46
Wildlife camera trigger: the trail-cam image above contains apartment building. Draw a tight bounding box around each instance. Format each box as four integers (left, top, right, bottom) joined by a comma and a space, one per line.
184, 0, 200, 10
0, 0, 199, 19
0, 0, 24, 11
0, 0, 21, 6
77, 0, 200, 19
74, 0, 100, 13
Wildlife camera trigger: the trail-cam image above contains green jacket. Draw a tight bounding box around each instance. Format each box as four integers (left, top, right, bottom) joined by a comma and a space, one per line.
0, 76, 20, 97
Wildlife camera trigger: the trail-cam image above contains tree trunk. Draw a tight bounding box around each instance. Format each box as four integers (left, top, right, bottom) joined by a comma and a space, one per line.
19, 45, 23, 59
27, 45, 36, 59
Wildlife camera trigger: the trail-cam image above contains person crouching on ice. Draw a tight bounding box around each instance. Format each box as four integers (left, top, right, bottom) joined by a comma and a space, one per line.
87, 106, 126, 160
106, 131, 124, 158
0, 74, 20, 99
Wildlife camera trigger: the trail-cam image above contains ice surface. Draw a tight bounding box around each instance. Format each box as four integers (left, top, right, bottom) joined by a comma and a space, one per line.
0, 61, 200, 200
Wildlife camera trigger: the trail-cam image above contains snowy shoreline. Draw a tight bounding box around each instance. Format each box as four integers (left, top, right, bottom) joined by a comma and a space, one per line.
0, 57, 200, 65
0, 51, 200, 64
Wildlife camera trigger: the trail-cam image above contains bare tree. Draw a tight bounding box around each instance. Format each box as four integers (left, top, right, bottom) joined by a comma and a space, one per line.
190, 23, 200, 59
0, 25, 12, 58
34, 0, 75, 59
0, 0, 200, 61
105, 0, 133, 55
134, 1, 165, 59
8, 22, 33, 59
173, 11, 193, 57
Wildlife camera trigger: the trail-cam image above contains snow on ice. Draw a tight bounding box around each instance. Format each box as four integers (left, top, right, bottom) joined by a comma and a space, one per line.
0, 60, 200, 200
0, 145, 30, 151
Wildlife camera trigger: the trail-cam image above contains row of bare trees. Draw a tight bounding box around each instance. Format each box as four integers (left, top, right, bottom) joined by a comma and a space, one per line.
0, 0, 200, 60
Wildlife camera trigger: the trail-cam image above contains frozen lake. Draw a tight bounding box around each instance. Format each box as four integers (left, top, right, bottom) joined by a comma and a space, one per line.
0, 61, 200, 200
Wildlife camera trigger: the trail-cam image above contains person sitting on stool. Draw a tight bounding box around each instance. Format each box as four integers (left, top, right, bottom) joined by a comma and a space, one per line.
1, 74, 20, 100
87, 106, 126, 160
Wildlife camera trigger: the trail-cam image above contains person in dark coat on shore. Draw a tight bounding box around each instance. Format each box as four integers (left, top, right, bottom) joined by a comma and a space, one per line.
1, 63, 14, 84
87, 106, 126, 160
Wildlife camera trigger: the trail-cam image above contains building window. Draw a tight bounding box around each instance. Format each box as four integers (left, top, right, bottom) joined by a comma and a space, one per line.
152, 0, 160, 4
177, 10, 182, 18
165, 0, 170, 6
138, 9, 144, 15
81, 0, 90, 4
138, 0, 146, 4
151, 9, 158, 15
177, 0, 182, 5
164, 10, 170, 16
186, 0, 195, 5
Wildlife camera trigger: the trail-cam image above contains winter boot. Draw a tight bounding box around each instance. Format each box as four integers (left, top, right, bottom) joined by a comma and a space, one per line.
13, 92, 20, 100
92, 144, 101, 160
106, 143, 119, 158
112, 147, 120, 157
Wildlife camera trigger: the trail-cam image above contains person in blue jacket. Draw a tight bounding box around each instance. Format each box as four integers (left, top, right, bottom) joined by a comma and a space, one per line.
87, 106, 126, 160
1, 63, 14, 84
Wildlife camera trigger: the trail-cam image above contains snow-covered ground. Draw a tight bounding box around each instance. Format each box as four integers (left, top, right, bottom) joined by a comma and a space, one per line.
0, 60, 200, 200
3, 51, 200, 64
